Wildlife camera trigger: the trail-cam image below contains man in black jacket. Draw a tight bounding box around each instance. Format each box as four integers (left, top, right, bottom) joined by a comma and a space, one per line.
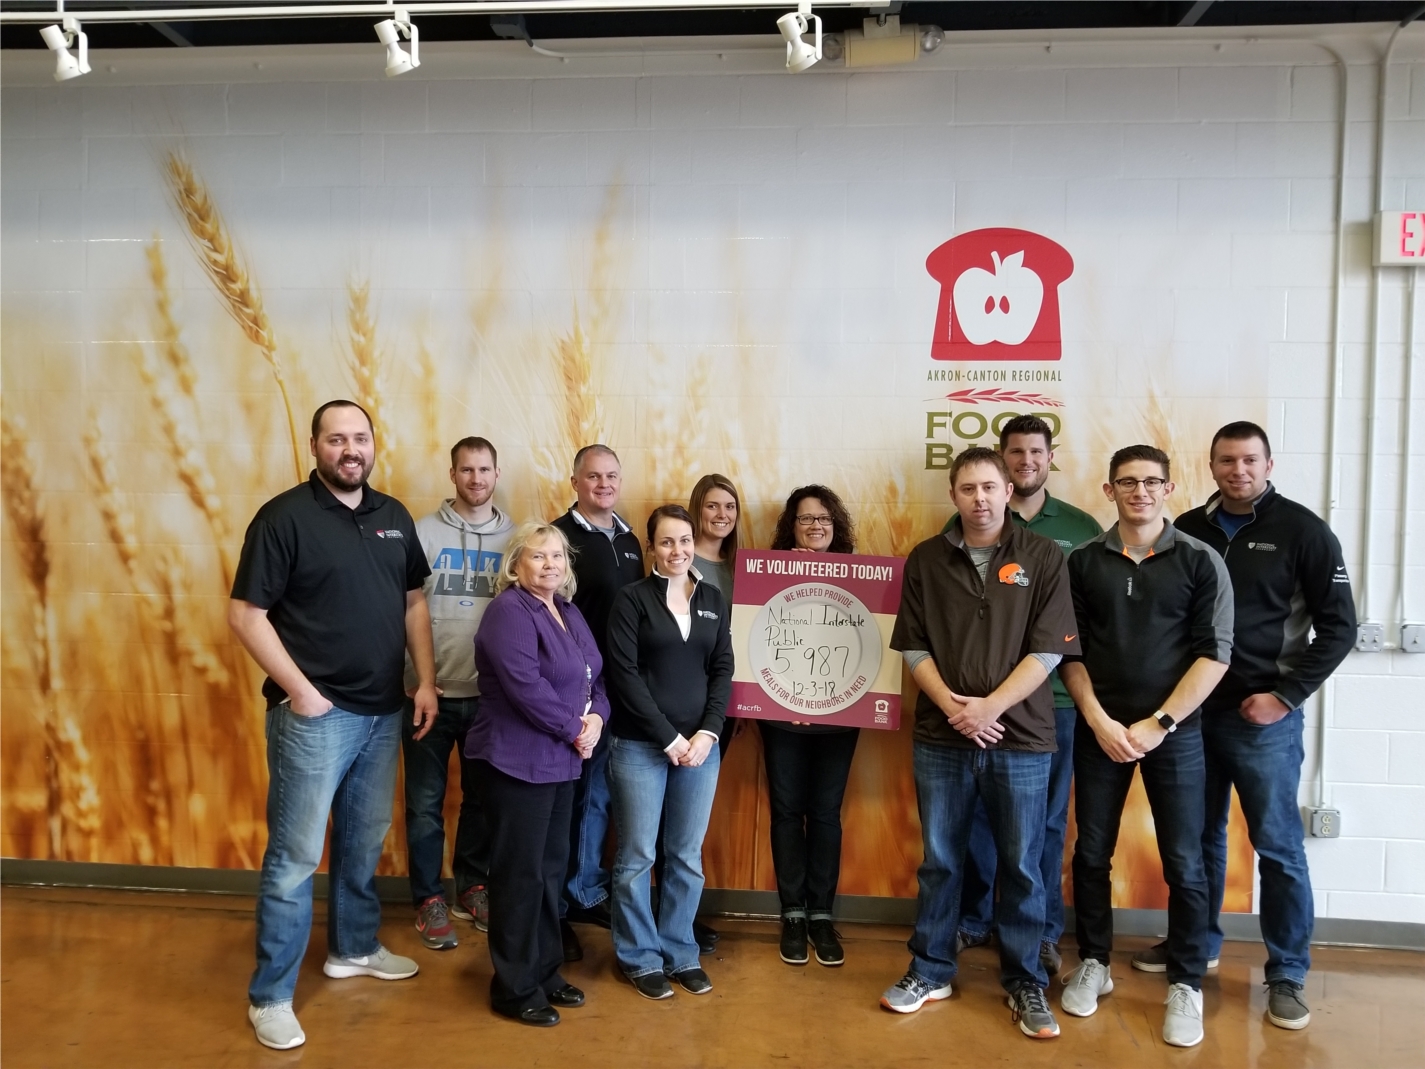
1132, 422, 1355, 1032
883, 448, 1080, 1041
552, 445, 645, 953
1061, 444, 1232, 1050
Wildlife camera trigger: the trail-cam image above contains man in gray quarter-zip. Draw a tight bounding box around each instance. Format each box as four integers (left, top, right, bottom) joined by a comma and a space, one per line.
403, 437, 516, 951
1060, 444, 1233, 1050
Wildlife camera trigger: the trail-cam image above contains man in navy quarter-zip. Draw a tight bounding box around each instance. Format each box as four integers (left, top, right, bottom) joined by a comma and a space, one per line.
552, 445, 646, 958
1060, 444, 1233, 1050
1132, 422, 1355, 1033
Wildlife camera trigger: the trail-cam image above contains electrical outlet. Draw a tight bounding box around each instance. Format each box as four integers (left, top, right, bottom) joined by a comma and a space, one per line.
1307, 807, 1341, 838
1356, 622, 1384, 652
1402, 624, 1425, 654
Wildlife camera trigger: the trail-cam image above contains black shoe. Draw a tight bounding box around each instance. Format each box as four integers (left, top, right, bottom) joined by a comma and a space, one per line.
955, 928, 992, 955
560, 919, 583, 963
694, 920, 719, 954
808, 918, 845, 966
779, 915, 809, 965
629, 972, 675, 1000
566, 900, 612, 929
547, 984, 585, 1008
498, 1005, 560, 1028
1040, 941, 1063, 979
670, 967, 713, 995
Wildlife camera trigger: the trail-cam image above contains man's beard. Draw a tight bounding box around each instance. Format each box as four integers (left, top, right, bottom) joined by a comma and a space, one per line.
1012, 469, 1049, 498
319, 453, 372, 491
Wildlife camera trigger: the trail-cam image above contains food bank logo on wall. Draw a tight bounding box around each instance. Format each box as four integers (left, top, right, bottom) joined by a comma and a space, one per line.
925, 228, 1073, 361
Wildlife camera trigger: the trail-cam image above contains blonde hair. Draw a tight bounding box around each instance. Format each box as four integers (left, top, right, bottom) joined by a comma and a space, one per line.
495, 521, 578, 601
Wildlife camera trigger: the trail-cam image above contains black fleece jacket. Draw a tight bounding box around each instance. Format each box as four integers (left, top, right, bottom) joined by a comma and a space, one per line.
1175, 484, 1355, 714
605, 571, 734, 747
553, 507, 646, 657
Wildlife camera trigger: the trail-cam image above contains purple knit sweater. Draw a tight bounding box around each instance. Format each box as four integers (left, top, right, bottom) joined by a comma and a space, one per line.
466, 585, 609, 784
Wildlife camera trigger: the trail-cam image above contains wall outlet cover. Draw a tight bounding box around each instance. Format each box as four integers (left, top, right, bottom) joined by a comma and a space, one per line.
1356, 622, 1384, 652
1307, 807, 1341, 838
1401, 623, 1425, 653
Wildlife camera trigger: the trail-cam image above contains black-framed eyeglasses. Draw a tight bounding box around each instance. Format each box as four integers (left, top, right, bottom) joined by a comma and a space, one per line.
1112, 477, 1167, 492
795, 514, 834, 527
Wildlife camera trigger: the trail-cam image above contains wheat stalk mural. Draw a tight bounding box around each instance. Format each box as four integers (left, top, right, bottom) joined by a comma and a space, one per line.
162, 152, 303, 483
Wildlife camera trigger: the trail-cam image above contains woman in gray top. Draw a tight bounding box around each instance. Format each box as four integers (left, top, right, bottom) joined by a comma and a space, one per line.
688, 473, 743, 603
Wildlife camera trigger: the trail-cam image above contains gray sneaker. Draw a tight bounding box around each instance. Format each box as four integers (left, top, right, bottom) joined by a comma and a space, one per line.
1163, 983, 1205, 1048
1060, 959, 1114, 1017
414, 896, 458, 950
323, 944, 419, 980
248, 1001, 305, 1050
451, 886, 489, 932
1266, 980, 1311, 1030
1131, 940, 1218, 973
880, 972, 952, 1014
1008, 984, 1060, 1039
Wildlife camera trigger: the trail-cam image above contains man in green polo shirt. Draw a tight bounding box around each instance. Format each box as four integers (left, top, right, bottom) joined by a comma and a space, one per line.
942, 414, 1103, 977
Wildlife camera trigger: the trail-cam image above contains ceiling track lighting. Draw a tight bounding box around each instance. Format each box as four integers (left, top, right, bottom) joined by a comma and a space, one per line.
776, 1, 821, 73
39, 14, 91, 82
374, 6, 419, 76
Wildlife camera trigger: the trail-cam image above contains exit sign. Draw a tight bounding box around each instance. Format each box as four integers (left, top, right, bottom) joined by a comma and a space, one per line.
1374, 211, 1425, 265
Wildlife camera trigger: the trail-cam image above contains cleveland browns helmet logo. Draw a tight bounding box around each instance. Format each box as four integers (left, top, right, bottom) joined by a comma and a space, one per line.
998, 563, 1030, 587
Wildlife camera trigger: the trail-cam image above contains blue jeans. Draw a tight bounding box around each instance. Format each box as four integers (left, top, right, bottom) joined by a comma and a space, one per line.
958, 705, 1077, 946
1203, 706, 1312, 984
1072, 722, 1209, 987
908, 741, 1051, 993
608, 736, 721, 977
563, 730, 612, 912
401, 696, 490, 905
250, 705, 400, 1007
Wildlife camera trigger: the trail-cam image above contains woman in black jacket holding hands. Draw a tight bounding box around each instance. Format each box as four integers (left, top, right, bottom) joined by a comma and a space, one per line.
606, 505, 734, 1001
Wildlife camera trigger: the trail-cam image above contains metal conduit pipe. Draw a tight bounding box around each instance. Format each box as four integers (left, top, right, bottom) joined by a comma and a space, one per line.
1397, 268, 1420, 630
1314, 41, 1351, 811
0, 1, 865, 22
1359, 14, 1423, 636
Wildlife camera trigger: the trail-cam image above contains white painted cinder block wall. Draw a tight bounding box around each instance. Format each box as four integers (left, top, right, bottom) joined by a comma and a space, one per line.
1, 26, 1423, 923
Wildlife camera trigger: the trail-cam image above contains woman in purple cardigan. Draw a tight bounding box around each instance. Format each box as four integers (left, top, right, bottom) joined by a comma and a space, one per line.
466, 521, 608, 1027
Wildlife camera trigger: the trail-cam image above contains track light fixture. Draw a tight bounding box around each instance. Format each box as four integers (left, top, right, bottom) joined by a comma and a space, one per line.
39, 16, 90, 82
776, 1, 822, 73
374, 8, 419, 77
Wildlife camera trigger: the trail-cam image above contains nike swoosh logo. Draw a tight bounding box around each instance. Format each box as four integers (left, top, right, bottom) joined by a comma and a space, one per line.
1064, 634, 1077, 642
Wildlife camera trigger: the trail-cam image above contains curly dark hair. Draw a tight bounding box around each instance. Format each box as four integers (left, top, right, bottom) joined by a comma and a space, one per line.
771, 484, 855, 554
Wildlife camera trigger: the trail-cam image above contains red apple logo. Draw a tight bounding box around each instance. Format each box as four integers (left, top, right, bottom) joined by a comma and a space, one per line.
926, 228, 1073, 361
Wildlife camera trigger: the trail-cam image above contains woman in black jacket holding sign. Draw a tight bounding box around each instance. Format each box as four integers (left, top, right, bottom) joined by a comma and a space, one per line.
605, 505, 734, 1001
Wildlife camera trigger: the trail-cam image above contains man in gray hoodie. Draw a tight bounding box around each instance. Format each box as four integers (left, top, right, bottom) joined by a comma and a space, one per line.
403, 436, 517, 950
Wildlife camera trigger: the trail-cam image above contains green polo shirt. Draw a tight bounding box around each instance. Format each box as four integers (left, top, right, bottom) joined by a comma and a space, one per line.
941, 491, 1103, 707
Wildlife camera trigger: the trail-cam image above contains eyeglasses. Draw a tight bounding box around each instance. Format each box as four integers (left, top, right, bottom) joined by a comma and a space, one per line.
795, 514, 834, 527
1112, 477, 1167, 492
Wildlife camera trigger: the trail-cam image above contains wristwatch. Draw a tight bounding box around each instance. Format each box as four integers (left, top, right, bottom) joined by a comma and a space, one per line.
1152, 710, 1177, 733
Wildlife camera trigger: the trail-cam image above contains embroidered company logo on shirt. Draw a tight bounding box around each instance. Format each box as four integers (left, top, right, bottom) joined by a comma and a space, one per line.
697, 609, 719, 619
375, 529, 405, 540
998, 563, 1029, 587
1247, 542, 1277, 551
623, 551, 640, 561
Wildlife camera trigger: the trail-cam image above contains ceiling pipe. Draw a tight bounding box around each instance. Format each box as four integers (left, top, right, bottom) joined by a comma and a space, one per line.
0, 0, 865, 22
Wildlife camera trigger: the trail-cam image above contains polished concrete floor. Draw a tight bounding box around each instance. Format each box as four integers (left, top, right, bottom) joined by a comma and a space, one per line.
2, 886, 1420, 1068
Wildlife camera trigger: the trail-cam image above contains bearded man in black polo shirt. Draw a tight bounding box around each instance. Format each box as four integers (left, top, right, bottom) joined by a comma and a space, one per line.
229, 400, 438, 1051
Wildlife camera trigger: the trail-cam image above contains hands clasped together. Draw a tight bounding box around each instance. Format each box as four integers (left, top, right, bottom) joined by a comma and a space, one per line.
574, 713, 603, 760
664, 732, 716, 767
940, 691, 1006, 749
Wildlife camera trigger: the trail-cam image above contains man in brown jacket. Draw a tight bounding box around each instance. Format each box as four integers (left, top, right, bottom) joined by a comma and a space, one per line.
880, 448, 1079, 1042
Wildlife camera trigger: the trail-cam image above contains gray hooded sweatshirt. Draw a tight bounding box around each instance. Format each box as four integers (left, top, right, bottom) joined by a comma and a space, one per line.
403, 501, 516, 698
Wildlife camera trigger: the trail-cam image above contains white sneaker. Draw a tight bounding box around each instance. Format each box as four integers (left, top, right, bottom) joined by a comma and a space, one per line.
1163, 983, 1205, 1048
322, 944, 419, 980
1060, 959, 1114, 1017
248, 1001, 305, 1050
